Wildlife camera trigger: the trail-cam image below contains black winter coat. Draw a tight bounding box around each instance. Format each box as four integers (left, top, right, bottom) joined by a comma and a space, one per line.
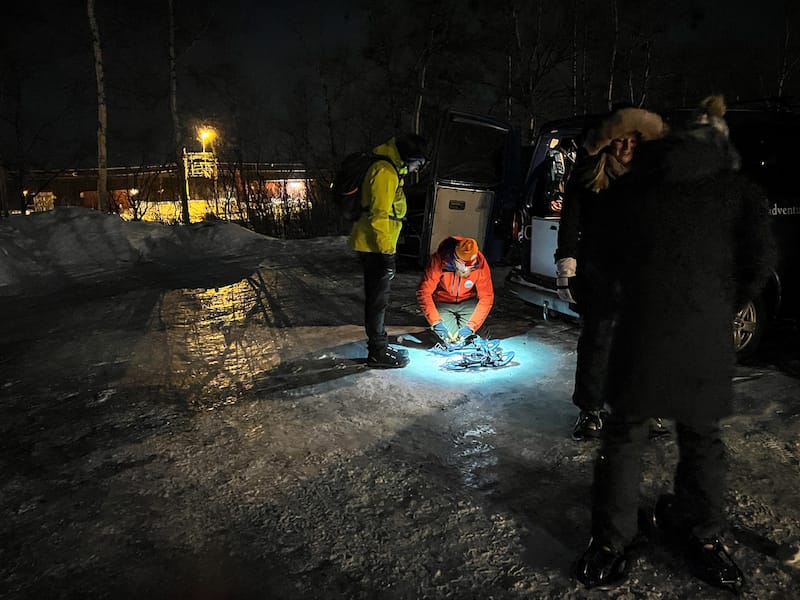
605, 128, 776, 424
556, 152, 627, 311
555, 151, 621, 268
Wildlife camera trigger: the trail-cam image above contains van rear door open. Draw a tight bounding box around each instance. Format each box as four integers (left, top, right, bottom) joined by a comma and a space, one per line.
398, 110, 516, 264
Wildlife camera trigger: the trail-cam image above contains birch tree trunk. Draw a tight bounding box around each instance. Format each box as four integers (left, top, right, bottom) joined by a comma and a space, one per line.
88, 0, 107, 212
638, 40, 652, 107
169, 0, 191, 224
571, 0, 578, 115
581, 15, 589, 114
0, 164, 8, 218
606, 0, 619, 111
413, 22, 438, 136
413, 62, 427, 135
777, 16, 799, 98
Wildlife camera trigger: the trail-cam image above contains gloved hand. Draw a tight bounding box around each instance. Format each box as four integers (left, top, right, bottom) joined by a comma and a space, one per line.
431, 321, 451, 343
456, 326, 474, 340
555, 257, 577, 304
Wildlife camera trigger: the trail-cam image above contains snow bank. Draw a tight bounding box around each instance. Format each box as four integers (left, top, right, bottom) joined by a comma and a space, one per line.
0, 207, 274, 297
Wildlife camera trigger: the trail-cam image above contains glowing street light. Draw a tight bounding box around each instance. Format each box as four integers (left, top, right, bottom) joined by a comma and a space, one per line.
198, 126, 216, 153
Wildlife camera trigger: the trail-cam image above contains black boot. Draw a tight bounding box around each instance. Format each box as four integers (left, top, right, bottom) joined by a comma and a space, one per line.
575, 538, 631, 589
367, 346, 409, 368
572, 410, 604, 440
652, 494, 744, 593
685, 536, 745, 593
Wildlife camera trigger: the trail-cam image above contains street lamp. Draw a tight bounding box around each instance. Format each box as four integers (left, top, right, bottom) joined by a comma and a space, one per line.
198, 126, 216, 153
196, 126, 221, 216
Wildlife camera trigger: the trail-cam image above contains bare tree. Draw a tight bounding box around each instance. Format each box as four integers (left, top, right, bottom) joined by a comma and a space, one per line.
637, 40, 653, 107
571, 0, 579, 115
168, 0, 190, 224
623, 35, 654, 107
0, 164, 8, 218
87, 0, 108, 212
777, 4, 800, 97
469, 1, 570, 137
581, 8, 590, 114
606, 0, 619, 111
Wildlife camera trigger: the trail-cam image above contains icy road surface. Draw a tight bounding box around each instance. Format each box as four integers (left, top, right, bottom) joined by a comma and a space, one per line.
1, 212, 799, 599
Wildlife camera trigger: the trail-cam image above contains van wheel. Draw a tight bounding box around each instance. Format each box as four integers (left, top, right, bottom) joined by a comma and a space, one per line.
733, 297, 765, 357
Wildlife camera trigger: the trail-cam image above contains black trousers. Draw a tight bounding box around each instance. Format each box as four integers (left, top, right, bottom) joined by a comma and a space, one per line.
591, 412, 726, 549
572, 265, 619, 412
358, 251, 395, 355
573, 307, 616, 412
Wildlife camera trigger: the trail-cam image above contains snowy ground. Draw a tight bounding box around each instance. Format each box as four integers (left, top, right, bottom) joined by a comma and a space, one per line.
1, 208, 799, 599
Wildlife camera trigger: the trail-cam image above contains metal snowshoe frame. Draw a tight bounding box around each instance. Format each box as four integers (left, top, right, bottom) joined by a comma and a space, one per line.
431, 336, 515, 370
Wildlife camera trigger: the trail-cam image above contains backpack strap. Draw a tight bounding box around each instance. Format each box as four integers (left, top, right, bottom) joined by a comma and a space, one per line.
370, 154, 405, 222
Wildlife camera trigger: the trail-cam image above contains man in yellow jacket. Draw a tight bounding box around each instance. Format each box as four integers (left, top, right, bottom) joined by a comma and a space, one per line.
349, 132, 427, 368
416, 236, 494, 346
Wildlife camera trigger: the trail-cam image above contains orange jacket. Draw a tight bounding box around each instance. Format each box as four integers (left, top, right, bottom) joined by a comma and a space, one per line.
416, 236, 495, 331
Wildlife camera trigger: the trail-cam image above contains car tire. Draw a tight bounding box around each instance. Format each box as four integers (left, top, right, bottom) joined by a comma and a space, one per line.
733, 296, 765, 358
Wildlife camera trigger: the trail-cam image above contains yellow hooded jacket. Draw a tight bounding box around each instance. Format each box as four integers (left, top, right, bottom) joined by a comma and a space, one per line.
348, 138, 408, 255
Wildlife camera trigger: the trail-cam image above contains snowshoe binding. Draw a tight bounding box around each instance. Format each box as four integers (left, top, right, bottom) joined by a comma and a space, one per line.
437, 336, 514, 370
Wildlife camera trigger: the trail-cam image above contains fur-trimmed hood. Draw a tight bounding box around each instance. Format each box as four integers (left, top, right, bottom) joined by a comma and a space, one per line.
694, 95, 730, 138
633, 96, 740, 185
635, 132, 735, 185
584, 108, 668, 155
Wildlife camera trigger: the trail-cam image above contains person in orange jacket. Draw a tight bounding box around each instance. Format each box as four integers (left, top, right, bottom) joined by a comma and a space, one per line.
416, 236, 494, 345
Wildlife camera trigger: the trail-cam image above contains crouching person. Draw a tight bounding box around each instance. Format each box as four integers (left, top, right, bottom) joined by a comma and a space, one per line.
416, 236, 494, 347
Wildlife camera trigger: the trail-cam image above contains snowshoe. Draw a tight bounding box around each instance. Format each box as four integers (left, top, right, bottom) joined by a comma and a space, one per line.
439, 336, 515, 370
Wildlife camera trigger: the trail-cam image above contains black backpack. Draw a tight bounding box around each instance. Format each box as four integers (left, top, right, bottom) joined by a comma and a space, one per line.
331, 152, 398, 221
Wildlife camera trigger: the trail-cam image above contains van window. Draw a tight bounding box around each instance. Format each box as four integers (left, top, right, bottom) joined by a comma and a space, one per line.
436, 119, 508, 187
526, 135, 579, 217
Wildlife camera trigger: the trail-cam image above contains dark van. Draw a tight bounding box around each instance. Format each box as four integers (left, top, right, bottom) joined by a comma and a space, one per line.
505, 105, 800, 356
396, 109, 521, 265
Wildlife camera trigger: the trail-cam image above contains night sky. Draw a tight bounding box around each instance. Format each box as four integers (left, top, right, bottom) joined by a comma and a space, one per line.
1, 0, 796, 170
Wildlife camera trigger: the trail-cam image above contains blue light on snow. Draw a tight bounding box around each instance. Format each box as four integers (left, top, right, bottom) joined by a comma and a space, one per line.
333, 334, 559, 389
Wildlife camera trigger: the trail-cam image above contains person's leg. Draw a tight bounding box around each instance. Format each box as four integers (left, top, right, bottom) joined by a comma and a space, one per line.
360, 252, 403, 366
573, 306, 615, 413
657, 418, 743, 591
451, 298, 478, 330
576, 412, 648, 588
436, 298, 478, 340
435, 301, 461, 335
591, 413, 649, 548
673, 419, 726, 539
572, 275, 618, 440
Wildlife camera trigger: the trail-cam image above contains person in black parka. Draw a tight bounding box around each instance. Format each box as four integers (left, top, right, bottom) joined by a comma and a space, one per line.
576, 96, 777, 592
555, 107, 668, 440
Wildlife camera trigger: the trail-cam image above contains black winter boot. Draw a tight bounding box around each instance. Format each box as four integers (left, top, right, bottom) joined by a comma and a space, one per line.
575, 538, 632, 589
367, 346, 409, 369
572, 410, 605, 440
652, 494, 744, 593
685, 536, 745, 593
